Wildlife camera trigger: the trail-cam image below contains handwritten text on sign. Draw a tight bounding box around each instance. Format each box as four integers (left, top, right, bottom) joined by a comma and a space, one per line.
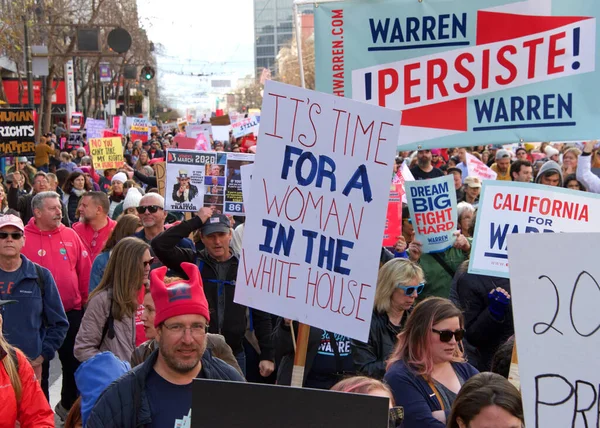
508, 233, 600, 428
469, 181, 600, 278
89, 137, 124, 169
234, 81, 400, 342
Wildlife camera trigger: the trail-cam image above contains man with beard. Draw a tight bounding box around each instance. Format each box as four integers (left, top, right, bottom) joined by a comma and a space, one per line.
86, 262, 244, 427
72, 192, 116, 261
409, 149, 444, 181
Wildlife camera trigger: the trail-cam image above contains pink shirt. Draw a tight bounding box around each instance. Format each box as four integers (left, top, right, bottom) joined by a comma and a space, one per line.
72, 217, 117, 261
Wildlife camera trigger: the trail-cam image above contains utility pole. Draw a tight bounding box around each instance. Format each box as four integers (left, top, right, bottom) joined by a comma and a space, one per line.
23, 16, 34, 109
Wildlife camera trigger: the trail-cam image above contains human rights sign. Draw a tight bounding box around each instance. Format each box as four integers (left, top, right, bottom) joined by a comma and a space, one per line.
315, 0, 600, 149
0, 108, 35, 157
235, 81, 400, 342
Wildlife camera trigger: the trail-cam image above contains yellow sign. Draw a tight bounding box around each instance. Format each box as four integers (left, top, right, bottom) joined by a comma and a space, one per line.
89, 137, 124, 170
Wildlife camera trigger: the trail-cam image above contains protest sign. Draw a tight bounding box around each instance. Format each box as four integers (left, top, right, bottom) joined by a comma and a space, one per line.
315, 2, 600, 150
466, 152, 498, 180
469, 181, 600, 278
85, 118, 106, 139
186, 124, 211, 140
102, 129, 122, 139
224, 153, 254, 215
240, 163, 254, 204
508, 232, 600, 428
130, 118, 149, 142
89, 137, 124, 169
155, 161, 166, 198
212, 125, 230, 142
231, 116, 260, 138
173, 135, 197, 150
406, 175, 457, 253
383, 184, 403, 247
70, 112, 83, 132
65, 132, 84, 150
210, 114, 231, 126
234, 80, 400, 342
165, 149, 226, 212
0, 108, 35, 157
193, 379, 389, 427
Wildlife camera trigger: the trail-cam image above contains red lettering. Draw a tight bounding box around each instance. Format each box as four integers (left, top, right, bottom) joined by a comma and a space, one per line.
495, 45, 518, 85
378, 68, 399, 107
481, 49, 491, 90
265, 92, 286, 139
332, 108, 347, 152
289, 97, 304, 145
374, 122, 393, 166
493, 193, 503, 209
548, 31, 566, 75
355, 283, 371, 321
403, 63, 420, 105
522, 37, 544, 79
352, 114, 375, 159
285, 262, 298, 299
426, 58, 449, 100
453, 53, 476, 94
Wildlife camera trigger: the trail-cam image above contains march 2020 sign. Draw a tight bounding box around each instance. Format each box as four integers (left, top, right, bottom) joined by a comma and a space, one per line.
315, 0, 600, 149
235, 81, 400, 342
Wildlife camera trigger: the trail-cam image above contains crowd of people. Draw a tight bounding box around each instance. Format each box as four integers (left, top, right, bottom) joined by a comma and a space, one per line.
3, 122, 589, 427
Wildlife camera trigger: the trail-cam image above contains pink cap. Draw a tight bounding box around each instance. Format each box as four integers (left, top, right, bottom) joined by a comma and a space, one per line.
431, 149, 442, 156
0, 214, 24, 232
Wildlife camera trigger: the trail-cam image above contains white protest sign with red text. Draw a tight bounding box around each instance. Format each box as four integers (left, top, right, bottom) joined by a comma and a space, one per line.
235, 81, 400, 342
466, 152, 498, 180
470, 181, 600, 278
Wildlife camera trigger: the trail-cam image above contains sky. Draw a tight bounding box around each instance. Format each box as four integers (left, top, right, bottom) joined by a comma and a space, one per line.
136, 0, 255, 110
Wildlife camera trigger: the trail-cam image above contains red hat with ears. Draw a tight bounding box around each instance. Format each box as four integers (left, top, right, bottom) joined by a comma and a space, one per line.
150, 262, 210, 327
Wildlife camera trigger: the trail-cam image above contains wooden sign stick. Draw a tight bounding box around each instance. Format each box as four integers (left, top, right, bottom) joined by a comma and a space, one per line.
290, 323, 310, 387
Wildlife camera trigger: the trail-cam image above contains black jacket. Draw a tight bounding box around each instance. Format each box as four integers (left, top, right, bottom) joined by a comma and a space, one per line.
8, 187, 70, 227
133, 170, 157, 188
450, 271, 513, 371
86, 348, 244, 427
151, 216, 274, 361
65, 192, 82, 224
351, 310, 408, 379
172, 183, 199, 203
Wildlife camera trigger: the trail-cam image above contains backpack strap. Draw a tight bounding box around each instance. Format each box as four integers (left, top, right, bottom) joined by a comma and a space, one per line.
100, 290, 116, 344
33, 263, 47, 328
425, 378, 446, 411
431, 253, 456, 279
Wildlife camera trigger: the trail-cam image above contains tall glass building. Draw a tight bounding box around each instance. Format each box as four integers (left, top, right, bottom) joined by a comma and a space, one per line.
254, 0, 295, 78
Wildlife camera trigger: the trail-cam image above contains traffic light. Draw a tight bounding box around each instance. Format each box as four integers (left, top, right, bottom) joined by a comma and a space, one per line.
141, 65, 155, 81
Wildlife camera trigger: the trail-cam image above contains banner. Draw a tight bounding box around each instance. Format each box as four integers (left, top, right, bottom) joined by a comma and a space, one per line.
466, 152, 497, 180
383, 184, 403, 247
89, 137, 124, 170
406, 175, 457, 253
0, 108, 35, 157
173, 135, 197, 150
508, 232, 600, 428
186, 124, 211, 141
70, 112, 83, 132
231, 116, 260, 139
165, 149, 226, 212
315, 1, 600, 150
99, 63, 112, 83
224, 153, 255, 215
469, 181, 600, 277
234, 80, 401, 342
130, 118, 149, 142
212, 126, 230, 142
85, 118, 106, 139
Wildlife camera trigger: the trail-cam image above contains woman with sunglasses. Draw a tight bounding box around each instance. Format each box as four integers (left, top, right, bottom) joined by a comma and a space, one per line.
351, 258, 424, 379
75, 237, 152, 362
384, 297, 478, 427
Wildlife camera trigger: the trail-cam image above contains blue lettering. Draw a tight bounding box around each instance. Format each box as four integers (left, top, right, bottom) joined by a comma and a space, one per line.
475, 99, 495, 123
342, 164, 373, 203
274, 224, 295, 257
438, 14, 450, 39
316, 155, 337, 191
369, 18, 390, 43
259, 219, 277, 253
368, 13, 468, 46
406, 17, 420, 42
527, 95, 542, 120
302, 229, 318, 263
334, 238, 354, 275
557, 93, 572, 119
475, 94, 573, 124
543, 94, 555, 119
318, 235, 335, 271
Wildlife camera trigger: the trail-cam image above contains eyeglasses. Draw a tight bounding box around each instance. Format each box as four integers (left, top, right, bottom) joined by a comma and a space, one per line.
143, 257, 156, 267
432, 328, 466, 343
162, 322, 208, 337
136, 205, 162, 214
0, 232, 23, 240
396, 283, 424, 295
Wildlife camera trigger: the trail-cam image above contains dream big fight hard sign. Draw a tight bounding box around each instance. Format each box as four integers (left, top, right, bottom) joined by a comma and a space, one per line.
315, 0, 600, 149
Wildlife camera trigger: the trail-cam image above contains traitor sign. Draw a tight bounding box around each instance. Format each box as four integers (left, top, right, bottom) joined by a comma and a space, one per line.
406, 175, 457, 253
234, 80, 400, 342
508, 233, 600, 427
469, 181, 600, 277
89, 137, 124, 169
315, 1, 600, 149
0, 108, 35, 157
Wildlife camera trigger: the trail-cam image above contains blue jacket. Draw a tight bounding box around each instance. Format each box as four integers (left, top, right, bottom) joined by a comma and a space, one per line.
86, 348, 245, 427
384, 359, 479, 428
1, 255, 69, 361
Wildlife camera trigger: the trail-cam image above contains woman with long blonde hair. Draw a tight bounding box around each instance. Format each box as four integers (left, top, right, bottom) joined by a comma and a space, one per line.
384, 297, 478, 427
74, 237, 152, 362
0, 302, 54, 427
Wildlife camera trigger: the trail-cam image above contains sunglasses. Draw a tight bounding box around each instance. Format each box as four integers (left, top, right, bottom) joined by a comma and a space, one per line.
0, 232, 23, 240
432, 328, 466, 343
136, 205, 162, 214
143, 257, 156, 267
396, 283, 425, 295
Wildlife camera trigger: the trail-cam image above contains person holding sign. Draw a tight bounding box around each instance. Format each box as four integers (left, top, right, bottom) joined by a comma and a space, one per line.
384, 298, 478, 428
351, 259, 425, 379
86, 262, 244, 427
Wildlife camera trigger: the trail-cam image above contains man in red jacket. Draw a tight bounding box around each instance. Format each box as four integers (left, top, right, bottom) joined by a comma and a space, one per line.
73, 192, 116, 261
23, 191, 92, 420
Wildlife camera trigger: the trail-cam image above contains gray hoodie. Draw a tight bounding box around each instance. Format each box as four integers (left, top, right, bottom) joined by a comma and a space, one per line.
535, 160, 563, 187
